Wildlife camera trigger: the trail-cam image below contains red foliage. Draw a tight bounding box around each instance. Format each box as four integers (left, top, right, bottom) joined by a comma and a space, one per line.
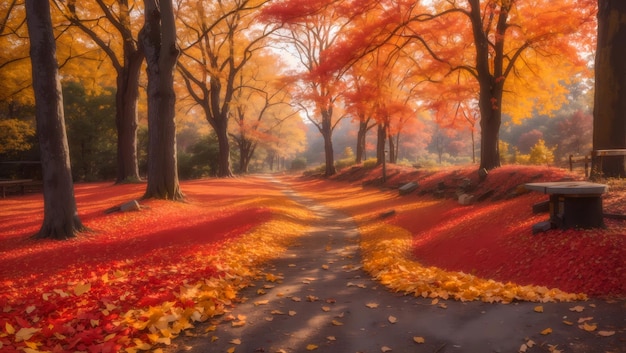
0, 179, 275, 352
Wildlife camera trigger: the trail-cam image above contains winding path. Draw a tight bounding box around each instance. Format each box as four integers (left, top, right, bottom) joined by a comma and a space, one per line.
168, 179, 625, 353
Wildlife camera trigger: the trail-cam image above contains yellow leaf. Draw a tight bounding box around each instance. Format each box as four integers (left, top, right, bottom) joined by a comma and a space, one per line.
254, 300, 269, 306
598, 330, 615, 337
321, 265, 329, 270
519, 343, 529, 352
288, 311, 296, 317
205, 325, 217, 332
271, 310, 285, 315
227, 347, 235, 353
388, 316, 397, 324
25, 341, 39, 349
365, 303, 379, 309
431, 298, 439, 305
104, 333, 116, 341
331, 320, 343, 326
74, 283, 91, 296
579, 322, 597, 332
413, 336, 425, 343
211, 336, 218, 342
326, 336, 336, 341
5, 322, 15, 334
291, 297, 301, 302
534, 306, 543, 313
15, 327, 41, 342
229, 338, 241, 345
540, 328, 552, 335
321, 306, 331, 312
306, 344, 318, 350
381, 346, 392, 352
25, 306, 36, 314
562, 320, 573, 325
569, 305, 584, 312
231, 320, 246, 328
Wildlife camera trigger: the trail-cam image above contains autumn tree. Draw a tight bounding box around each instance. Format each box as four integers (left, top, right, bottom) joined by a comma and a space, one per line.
229, 54, 300, 173
261, 1, 361, 176
25, 0, 85, 239
177, 0, 276, 177
54, 0, 144, 183
140, 0, 183, 200
592, 0, 626, 177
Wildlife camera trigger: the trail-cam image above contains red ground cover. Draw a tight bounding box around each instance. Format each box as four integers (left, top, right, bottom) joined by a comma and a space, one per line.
290, 165, 626, 298
0, 178, 279, 353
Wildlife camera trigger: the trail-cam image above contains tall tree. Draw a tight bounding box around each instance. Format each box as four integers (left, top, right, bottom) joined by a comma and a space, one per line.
25, 0, 85, 239
592, 0, 626, 177
140, 0, 183, 200
262, 2, 354, 176
56, 0, 144, 183
177, 0, 275, 177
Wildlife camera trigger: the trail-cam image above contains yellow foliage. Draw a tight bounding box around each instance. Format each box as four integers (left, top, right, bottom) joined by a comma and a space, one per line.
358, 223, 586, 303
121, 196, 314, 346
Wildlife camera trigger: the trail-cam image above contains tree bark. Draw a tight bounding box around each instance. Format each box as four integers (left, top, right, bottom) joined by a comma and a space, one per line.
26, 0, 85, 240
115, 46, 143, 183
215, 119, 234, 177
376, 123, 387, 165
141, 0, 183, 200
468, 0, 505, 171
320, 110, 336, 176
355, 116, 374, 164
592, 0, 626, 177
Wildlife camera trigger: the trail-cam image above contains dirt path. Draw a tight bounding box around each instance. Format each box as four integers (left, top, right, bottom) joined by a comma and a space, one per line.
168, 181, 625, 353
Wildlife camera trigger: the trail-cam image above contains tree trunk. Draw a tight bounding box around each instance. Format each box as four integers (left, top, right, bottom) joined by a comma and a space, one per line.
355, 116, 372, 164
376, 123, 387, 165
592, 0, 626, 178
469, 0, 505, 171
26, 0, 85, 240
141, 0, 183, 200
387, 132, 396, 164
115, 48, 143, 183
321, 111, 336, 176
215, 119, 233, 177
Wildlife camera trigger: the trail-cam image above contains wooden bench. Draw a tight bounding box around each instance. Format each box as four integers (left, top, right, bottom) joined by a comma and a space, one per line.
525, 181, 608, 232
592, 149, 626, 176
568, 154, 590, 177
0, 179, 42, 198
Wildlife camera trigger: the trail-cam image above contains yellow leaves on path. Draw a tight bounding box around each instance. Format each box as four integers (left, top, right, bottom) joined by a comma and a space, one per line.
306, 344, 319, 350
358, 223, 586, 303
534, 305, 544, 313
413, 336, 425, 344
541, 328, 553, 335
119, 197, 314, 350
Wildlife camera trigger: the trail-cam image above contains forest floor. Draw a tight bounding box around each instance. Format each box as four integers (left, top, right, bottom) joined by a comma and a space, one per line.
0, 165, 624, 352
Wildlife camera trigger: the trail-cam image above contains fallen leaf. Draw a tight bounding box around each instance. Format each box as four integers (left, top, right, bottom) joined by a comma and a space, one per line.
271, 310, 285, 315
365, 303, 379, 309
598, 330, 615, 337
288, 311, 296, 316
534, 306, 543, 313
5, 322, 15, 334
519, 343, 529, 352
578, 316, 593, 323
562, 320, 573, 326
548, 344, 562, 353
321, 265, 329, 270
321, 306, 330, 312
254, 300, 269, 306
230, 338, 241, 345
540, 328, 552, 335
381, 346, 392, 352
413, 336, 425, 344
331, 320, 343, 326
15, 327, 41, 342
74, 282, 91, 296
326, 336, 336, 341
306, 344, 318, 350
579, 322, 597, 332
291, 297, 301, 302
265, 317, 273, 322
388, 316, 397, 324
227, 347, 236, 353
569, 305, 584, 312
306, 295, 319, 302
